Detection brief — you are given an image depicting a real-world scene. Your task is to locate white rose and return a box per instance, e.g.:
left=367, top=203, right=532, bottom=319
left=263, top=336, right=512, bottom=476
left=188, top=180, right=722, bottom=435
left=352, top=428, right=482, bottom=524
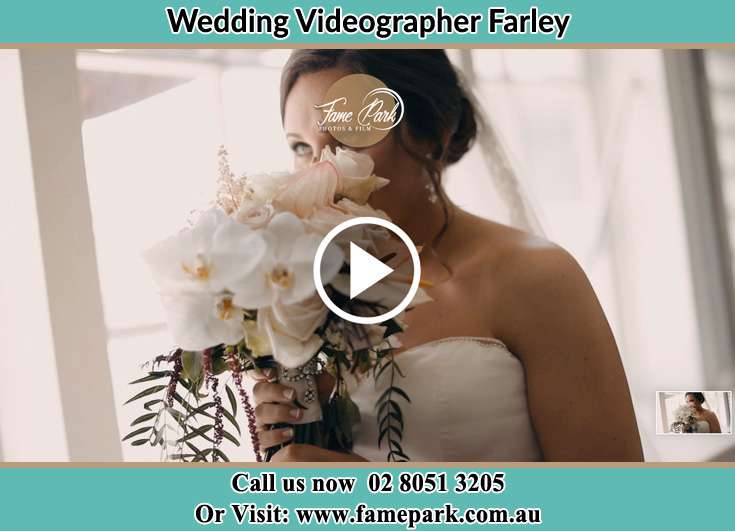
left=235, top=203, right=274, bottom=229
left=258, top=296, right=328, bottom=368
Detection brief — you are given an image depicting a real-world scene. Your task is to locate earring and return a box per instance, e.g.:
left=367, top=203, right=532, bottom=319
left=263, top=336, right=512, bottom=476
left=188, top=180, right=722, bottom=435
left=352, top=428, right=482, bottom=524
left=425, top=179, right=439, bottom=204
left=423, top=153, right=439, bottom=204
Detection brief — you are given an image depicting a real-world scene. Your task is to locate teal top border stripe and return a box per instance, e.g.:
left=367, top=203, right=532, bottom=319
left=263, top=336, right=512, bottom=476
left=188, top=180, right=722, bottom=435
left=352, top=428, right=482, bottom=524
left=1, top=1, right=734, bottom=44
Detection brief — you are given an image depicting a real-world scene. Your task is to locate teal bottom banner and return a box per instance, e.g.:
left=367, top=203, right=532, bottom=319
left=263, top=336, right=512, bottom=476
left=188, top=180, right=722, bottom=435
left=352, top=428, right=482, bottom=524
left=0, top=466, right=730, bottom=529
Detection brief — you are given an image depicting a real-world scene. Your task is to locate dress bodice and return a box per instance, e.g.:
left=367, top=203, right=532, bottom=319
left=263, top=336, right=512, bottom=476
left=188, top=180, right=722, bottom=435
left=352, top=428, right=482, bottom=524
left=694, top=419, right=711, bottom=433
left=349, top=337, right=542, bottom=461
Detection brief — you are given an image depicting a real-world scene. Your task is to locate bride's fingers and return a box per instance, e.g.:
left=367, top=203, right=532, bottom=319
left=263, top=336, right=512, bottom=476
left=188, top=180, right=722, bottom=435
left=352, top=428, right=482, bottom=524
left=253, top=381, right=296, bottom=405
left=254, top=402, right=303, bottom=425
left=257, top=427, right=294, bottom=449
left=247, top=367, right=276, bottom=382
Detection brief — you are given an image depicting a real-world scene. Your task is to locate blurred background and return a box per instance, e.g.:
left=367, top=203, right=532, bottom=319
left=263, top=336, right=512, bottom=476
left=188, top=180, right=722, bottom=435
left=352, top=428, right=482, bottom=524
left=1, top=48, right=734, bottom=462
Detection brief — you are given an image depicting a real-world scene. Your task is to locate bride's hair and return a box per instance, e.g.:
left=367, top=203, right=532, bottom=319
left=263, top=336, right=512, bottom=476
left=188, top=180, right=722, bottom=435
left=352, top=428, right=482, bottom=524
left=686, top=392, right=706, bottom=405
left=280, top=50, right=479, bottom=240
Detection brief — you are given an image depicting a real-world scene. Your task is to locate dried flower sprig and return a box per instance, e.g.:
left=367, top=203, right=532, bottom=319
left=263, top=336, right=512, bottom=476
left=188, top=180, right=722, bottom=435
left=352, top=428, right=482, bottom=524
left=203, top=349, right=225, bottom=461
left=215, top=145, right=248, bottom=215
left=165, top=350, right=183, bottom=408
left=228, top=352, right=262, bottom=462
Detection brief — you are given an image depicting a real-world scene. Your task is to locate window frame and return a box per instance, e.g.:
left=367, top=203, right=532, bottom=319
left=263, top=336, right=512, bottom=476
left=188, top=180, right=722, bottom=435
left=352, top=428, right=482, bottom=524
left=664, top=49, right=735, bottom=385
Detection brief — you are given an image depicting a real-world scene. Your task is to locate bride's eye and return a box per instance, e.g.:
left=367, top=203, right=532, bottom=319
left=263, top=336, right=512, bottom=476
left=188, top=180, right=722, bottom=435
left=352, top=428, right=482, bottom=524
left=290, top=142, right=313, bottom=158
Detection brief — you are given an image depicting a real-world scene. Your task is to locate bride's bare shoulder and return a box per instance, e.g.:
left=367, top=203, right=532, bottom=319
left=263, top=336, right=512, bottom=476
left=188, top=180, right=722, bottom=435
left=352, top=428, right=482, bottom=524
left=452, top=211, right=590, bottom=306
left=453, top=211, right=573, bottom=271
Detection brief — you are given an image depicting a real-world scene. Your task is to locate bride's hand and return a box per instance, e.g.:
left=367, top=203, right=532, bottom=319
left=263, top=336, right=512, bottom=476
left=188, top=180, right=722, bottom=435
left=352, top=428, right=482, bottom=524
left=251, top=368, right=336, bottom=449
left=271, top=444, right=367, bottom=462
left=250, top=370, right=366, bottom=461
left=251, top=368, right=301, bottom=449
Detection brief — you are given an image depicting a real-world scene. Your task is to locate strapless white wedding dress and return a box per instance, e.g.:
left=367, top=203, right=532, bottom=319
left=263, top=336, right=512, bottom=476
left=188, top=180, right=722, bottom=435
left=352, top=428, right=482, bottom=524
left=349, top=337, right=542, bottom=461
left=694, top=420, right=711, bottom=433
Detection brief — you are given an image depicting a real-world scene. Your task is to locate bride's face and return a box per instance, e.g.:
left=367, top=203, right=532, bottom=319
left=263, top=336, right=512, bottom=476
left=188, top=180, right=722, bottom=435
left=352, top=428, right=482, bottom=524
left=282, top=68, right=430, bottom=215
left=686, top=395, right=701, bottom=408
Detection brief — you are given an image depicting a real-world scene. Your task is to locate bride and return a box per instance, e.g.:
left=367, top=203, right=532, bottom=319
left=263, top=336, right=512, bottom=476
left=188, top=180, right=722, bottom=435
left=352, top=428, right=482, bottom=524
left=685, top=392, right=722, bottom=433
left=251, top=50, right=643, bottom=461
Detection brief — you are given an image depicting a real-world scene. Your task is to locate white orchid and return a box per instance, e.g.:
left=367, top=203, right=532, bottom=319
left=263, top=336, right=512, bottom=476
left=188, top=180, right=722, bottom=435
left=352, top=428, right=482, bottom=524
left=232, top=212, right=343, bottom=309
left=142, top=208, right=266, bottom=295
left=158, top=291, right=246, bottom=351
left=320, top=147, right=389, bottom=204
left=142, top=208, right=268, bottom=350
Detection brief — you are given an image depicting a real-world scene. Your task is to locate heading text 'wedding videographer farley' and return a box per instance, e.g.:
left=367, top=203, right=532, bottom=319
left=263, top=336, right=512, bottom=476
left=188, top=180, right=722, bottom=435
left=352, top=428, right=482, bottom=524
left=165, top=6, right=573, bottom=41
left=193, top=470, right=543, bottom=527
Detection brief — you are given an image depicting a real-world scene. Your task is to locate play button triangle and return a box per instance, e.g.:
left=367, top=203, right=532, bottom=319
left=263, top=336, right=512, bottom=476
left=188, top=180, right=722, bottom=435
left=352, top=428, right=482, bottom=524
left=349, top=242, right=394, bottom=300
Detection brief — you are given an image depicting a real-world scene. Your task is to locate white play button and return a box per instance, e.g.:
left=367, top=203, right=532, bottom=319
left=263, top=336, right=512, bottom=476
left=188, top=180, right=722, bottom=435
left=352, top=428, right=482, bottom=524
left=313, top=216, right=421, bottom=325
left=349, top=242, right=394, bottom=299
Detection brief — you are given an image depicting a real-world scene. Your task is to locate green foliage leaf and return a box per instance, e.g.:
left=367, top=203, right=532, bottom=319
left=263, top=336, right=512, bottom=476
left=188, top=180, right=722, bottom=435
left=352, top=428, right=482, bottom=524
left=221, top=429, right=241, bottom=447
left=226, top=385, right=237, bottom=417
left=390, top=400, right=403, bottom=420
left=173, top=393, right=215, bottom=420
left=374, top=359, right=392, bottom=382
left=212, top=354, right=228, bottom=375
left=212, top=448, right=230, bottom=462
left=130, top=413, right=158, bottom=426
left=131, top=439, right=150, bottom=447
left=374, top=351, right=410, bottom=461
left=391, top=386, right=411, bottom=403
left=143, top=399, right=164, bottom=411
left=177, top=424, right=214, bottom=444
left=379, top=411, right=404, bottom=431
left=185, top=401, right=216, bottom=422
left=182, top=351, right=203, bottom=383
left=193, top=448, right=214, bottom=462
left=122, top=426, right=152, bottom=442
left=124, top=385, right=166, bottom=405
left=221, top=407, right=241, bottom=435
left=129, top=371, right=172, bottom=385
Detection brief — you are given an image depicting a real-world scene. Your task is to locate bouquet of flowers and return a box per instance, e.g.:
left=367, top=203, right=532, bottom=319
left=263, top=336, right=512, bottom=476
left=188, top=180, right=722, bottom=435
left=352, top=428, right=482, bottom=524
left=123, top=146, right=427, bottom=462
left=670, top=404, right=697, bottom=433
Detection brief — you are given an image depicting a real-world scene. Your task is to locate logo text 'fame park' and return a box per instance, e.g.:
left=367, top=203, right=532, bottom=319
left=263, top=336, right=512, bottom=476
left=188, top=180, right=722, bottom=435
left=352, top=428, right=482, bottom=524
left=315, top=74, right=405, bottom=148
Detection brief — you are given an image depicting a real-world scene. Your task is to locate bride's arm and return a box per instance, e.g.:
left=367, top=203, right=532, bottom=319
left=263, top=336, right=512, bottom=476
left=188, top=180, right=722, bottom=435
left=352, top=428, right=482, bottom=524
left=494, top=243, right=644, bottom=461
left=708, top=412, right=722, bottom=433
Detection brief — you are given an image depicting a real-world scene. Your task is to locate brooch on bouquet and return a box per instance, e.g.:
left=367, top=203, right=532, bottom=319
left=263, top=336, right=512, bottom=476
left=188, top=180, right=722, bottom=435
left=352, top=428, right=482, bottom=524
left=123, top=146, right=429, bottom=462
